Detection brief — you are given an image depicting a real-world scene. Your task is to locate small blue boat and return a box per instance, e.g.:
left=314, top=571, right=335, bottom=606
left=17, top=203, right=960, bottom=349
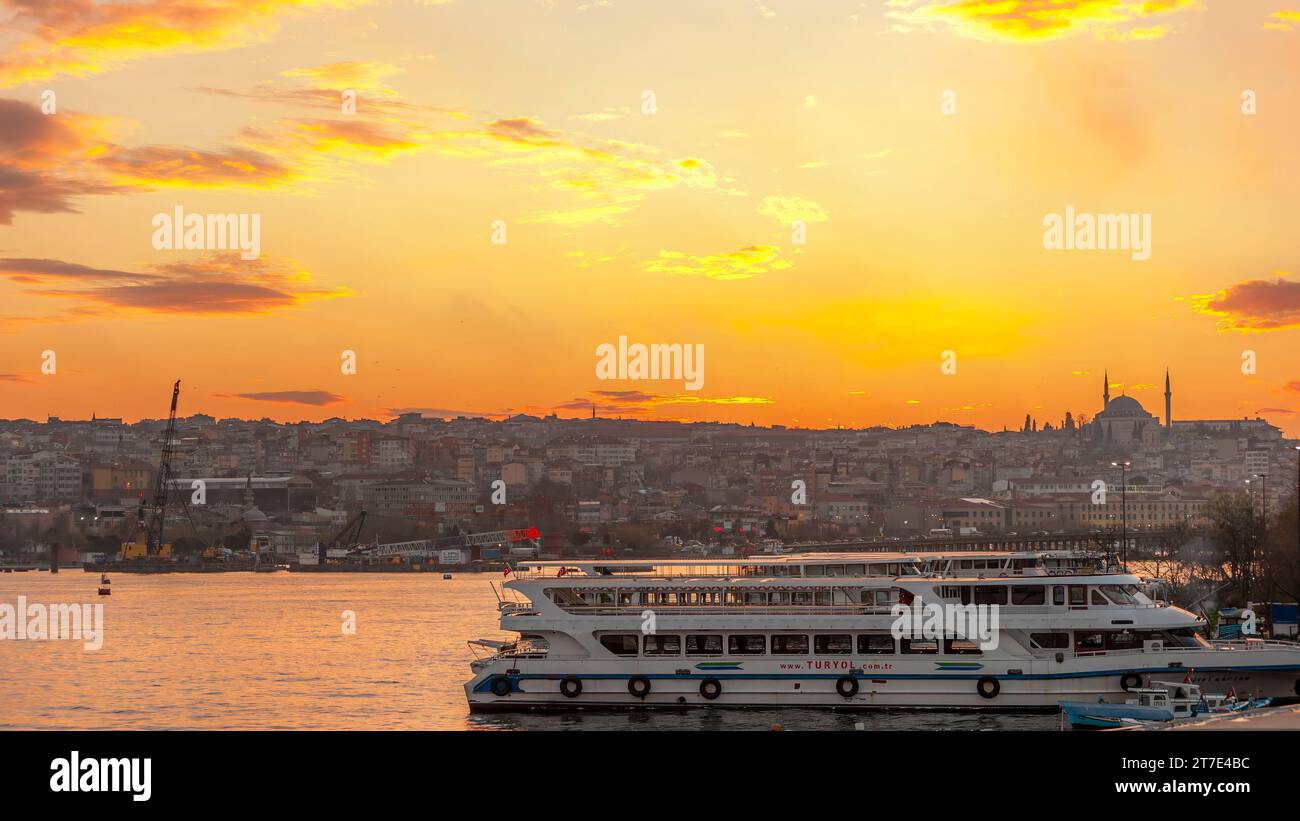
left=1061, top=700, right=1177, bottom=729
left=1061, top=681, right=1203, bottom=730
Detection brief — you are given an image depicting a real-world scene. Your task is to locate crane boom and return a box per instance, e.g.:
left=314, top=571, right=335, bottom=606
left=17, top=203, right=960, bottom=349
left=145, top=380, right=180, bottom=556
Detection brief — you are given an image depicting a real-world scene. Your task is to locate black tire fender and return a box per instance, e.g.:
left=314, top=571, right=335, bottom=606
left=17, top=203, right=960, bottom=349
left=699, top=677, right=722, bottom=700
left=489, top=675, right=512, bottom=697
left=1120, top=673, right=1144, bottom=691
left=977, top=676, right=1000, bottom=699
left=559, top=676, right=582, bottom=698
left=835, top=675, right=860, bottom=698
left=628, top=676, right=652, bottom=699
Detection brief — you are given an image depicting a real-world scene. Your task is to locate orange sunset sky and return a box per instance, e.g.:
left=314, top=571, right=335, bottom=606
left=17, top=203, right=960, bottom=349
left=1, top=1, right=1298, bottom=434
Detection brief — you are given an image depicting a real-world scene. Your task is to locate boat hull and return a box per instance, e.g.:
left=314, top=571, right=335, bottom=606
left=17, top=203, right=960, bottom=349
left=465, top=651, right=1300, bottom=712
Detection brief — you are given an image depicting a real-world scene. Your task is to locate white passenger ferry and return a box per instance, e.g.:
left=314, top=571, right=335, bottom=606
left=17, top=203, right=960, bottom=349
left=464, top=552, right=1300, bottom=711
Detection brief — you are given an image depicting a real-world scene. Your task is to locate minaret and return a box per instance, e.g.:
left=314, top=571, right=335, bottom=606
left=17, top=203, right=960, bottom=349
left=1102, top=370, right=1110, bottom=408
left=1164, top=368, right=1172, bottom=430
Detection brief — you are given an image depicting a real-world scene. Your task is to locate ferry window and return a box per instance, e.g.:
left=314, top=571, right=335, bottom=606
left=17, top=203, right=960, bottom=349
left=805, top=565, right=826, bottom=577
left=846, top=564, right=866, bottom=576
left=1090, top=589, right=1108, bottom=606
left=1164, top=628, right=1209, bottom=649
left=728, top=634, right=767, bottom=655
left=1106, top=630, right=1138, bottom=651
left=792, top=591, right=813, bottom=606
left=1068, top=586, right=1087, bottom=607
left=1029, top=632, right=1069, bottom=650
left=771, top=634, right=809, bottom=654
left=744, top=591, right=767, bottom=606
left=814, top=590, right=832, bottom=607
left=1074, top=632, right=1105, bottom=653
left=770, top=591, right=790, bottom=606
left=973, top=586, right=1007, bottom=606
left=1100, top=585, right=1136, bottom=605
left=901, top=639, right=939, bottom=654
left=858, top=634, right=895, bottom=654
left=814, top=634, right=852, bottom=654
left=685, top=634, right=723, bottom=655
left=944, top=639, right=981, bottom=655
left=643, top=634, right=681, bottom=655
left=1011, top=585, right=1045, bottom=606
left=823, top=565, right=846, bottom=577
left=599, top=634, right=640, bottom=656
left=874, top=589, right=898, bottom=607
left=1052, top=586, right=1065, bottom=606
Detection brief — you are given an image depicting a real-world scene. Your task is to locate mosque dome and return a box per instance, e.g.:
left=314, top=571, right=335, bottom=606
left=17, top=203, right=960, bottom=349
left=1099, top=395, right=1148, bottom=418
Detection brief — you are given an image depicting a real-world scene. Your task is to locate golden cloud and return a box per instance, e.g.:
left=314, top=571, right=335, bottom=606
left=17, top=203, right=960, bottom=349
left=0, top=0, right=367, bottom=88
left=886, top=0, right=1198, bottom=42
left=1266, top=9, right=1300, bottom=31
left=758, top=194, right=829, bottom=227
left=281, top=61, right=403, bottom=92
left=640, top=245, right=793, bottom=281
left=557, top=391, right=774, bottom=416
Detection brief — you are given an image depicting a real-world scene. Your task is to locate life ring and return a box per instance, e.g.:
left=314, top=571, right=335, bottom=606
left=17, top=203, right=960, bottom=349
left=489, top=675, right=512, bottom=697
left=976, top=677, right=1000, bottom=699
left=699, top=677, right=722, bottom=700
left=835, top=675, right=860, bottom=698
left=628, top=676, right=652, bottom=699
left=560, top=676, right=583, bottom=698
left=1120, top=673, right=1143, bottom=691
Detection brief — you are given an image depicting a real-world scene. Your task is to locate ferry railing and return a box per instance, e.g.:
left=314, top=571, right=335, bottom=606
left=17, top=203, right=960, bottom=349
left=498, top=601, right=539, bottom=615
left=544, top=601, right=1169, bottom=617
left=551, top=603, right=906, bottom=616
left=1072, top=640, right=1300, bottom=659
left=1209, top=639, right=1300, bottom=651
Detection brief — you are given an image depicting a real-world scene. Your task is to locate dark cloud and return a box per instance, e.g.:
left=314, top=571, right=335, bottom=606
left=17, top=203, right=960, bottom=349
left=220, top=390, right=345, bottom=406
left=384, top=407, right=511, bottom=419
left=3, top=253, right=344, bottom=317
left=1190, top=277, right=1300, bottom=331
left=486, top=117, right=561, bottom=146
left=0, top=257, right=152, bottom=282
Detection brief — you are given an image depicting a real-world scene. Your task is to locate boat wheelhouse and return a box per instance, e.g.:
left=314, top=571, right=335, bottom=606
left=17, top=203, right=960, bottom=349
left=464, top=551, right=1300, bottom=711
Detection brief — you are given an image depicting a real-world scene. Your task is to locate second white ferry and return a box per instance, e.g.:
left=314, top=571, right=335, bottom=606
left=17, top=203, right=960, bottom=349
left=465, top=551, right=1300, bottom=711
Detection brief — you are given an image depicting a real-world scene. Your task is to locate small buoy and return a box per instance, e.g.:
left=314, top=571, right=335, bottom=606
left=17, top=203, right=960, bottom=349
left=97, top=587, right=111, bottom=596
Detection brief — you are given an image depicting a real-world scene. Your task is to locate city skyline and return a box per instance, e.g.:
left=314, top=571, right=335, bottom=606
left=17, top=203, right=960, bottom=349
left=2, top=1, right=1299, bottom=434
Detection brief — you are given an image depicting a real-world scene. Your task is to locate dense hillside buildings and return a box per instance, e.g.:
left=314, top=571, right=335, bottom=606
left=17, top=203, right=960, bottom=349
left=1, top=388, right=1295, bottom=560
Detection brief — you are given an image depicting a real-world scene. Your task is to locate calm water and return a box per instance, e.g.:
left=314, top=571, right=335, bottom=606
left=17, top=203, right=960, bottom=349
left=0, top=572, right=1056, bottom=731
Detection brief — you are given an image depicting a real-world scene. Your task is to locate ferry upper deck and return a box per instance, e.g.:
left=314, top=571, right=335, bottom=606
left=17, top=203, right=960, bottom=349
left=511, top=549, right=1118, bottom=581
